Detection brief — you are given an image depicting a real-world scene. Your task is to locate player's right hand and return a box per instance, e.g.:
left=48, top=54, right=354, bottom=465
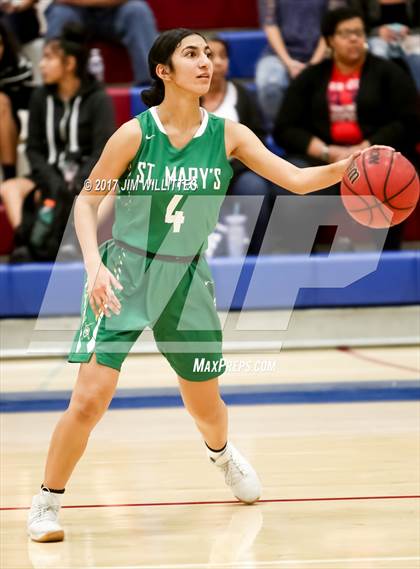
left=87, top=263, right=123, bottom=318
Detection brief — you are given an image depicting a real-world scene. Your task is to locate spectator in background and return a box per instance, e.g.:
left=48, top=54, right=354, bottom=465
left=45, top=0, right=157, bottom=85
left=0, top=24, right=115, bottom=261
left=0, top=0, right=40, bottom=47
left=0, top=20, right=32, bottom=181
left=273, top=7, right=418, bottom=249
left=201, top=36, right=273, bottom=255
left=256, top=0, right=328, bottom=126
left=350, top=0, right=420, bottom=89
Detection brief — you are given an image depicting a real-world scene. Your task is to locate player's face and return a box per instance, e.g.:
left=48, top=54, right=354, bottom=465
left=329, top=17, right=366, bottom=65
left=208, top=40, right=229, bottom=83
left=168, top=35, right=213, bottom=95
left=39, top=43, right=71, bottom=84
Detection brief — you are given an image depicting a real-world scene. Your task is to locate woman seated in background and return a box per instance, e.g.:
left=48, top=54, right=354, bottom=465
left=273, top=7, right=418, bottom=250
left=201, top=35, right=273, bottom=256
left=0, top=20, right=32, bottom=181
left=0, top=24, right=115, bottom=262
left=350, top=0, right=420, bottom=89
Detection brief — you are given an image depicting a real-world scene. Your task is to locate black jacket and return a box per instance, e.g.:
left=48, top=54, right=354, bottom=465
left=349, top=0, right=420, bottom=31
left=0, top=53, right=32, bottom=115
left=234, top=80, right=266, bottom=140
left=273, top=53, right=419, bottom=158
left=230, top=80, right=266, bottom=180
left=26, top=77, right=115, bottom=201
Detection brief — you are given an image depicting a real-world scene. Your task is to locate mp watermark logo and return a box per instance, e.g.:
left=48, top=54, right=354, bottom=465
left=30, top=195, right=388, bottom=356
left=193, top=357, right=277, bottom=374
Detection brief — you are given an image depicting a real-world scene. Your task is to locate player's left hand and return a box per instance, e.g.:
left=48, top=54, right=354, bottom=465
left=341, top=145, right=396, bottom=177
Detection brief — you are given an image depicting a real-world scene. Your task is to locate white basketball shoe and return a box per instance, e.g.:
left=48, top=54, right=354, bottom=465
left=208, top=442, right=261, bottom=504
left=27, top=489, right=64, bottom=542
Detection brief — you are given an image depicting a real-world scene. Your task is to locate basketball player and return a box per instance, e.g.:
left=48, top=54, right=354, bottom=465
left=27, top=28, right=371, bottom=542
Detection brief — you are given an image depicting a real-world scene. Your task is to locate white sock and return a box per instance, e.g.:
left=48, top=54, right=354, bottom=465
left=206, top=441, right=228, bottom=461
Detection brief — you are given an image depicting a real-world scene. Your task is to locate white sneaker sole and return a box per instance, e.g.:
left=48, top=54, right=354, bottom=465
left=235, top=494, right=261, bottom=505
left=28, top=530, right=64, bottom=543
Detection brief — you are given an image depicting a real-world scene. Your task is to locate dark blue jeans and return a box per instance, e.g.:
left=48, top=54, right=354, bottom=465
left=45, top=0, right=157, bottom=84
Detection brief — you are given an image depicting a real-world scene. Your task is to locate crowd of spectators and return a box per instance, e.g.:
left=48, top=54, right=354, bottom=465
left=0, top=23, right=115, bottom=261
left=273, top=6, right=419, bottom=251
left=0, top=0, right=419, bottom=261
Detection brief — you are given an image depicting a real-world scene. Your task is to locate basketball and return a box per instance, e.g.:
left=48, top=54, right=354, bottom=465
left=340, top=147, right=419, bottom=228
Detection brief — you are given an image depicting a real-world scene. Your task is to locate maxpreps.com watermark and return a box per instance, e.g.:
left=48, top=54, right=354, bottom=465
left=193, top=357, right=277, bottom=374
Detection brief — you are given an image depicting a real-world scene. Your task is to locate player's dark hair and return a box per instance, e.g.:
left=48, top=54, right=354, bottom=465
left=321, top=8, right=365, bottom=40
left=47, top=23, right=90, bottom=80
left=142, top=28, right=207, bottom=107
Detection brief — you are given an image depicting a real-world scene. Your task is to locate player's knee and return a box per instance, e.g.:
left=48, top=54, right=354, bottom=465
left=187, top=397, right=225, bottom=425
left=69, top=393, right=108, bottom=425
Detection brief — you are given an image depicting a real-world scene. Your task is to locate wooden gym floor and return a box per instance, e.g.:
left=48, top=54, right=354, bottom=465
left=1, top=346, right=419, bottom=569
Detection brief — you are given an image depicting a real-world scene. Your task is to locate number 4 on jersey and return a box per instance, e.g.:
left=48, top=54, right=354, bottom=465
left=165, top=195, right=185, bottom=233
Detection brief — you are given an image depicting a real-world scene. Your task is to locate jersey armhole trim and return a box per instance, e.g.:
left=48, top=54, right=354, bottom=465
left=128, top=114, right=145, bottom=170
left=222, top=118, right=235, bottom=176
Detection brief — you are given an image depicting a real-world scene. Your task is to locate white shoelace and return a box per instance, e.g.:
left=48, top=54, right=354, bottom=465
left=32, top=503, right=59, bottom=522
left=220, top=452, right=247, bottom=486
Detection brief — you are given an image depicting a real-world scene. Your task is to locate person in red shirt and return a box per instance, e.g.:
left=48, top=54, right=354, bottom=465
left=306, top=9, right=372, bottom=164
left=273, top=7, right=418, bottom=249
left=275, top=7, right=417, bottom=167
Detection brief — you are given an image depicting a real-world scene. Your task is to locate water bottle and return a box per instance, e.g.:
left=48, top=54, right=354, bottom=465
left=89, top=48, right=105, bottom=83
left=205, top=223, right=227, bottom=259
left=30, top=199, right=56, bottom=248
left=225, top=203, right=248, bottom=257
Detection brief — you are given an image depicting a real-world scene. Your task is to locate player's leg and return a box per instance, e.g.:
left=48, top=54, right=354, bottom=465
left=27, top=355, right=119, bottom=542
left=177, top=375, right=227, bottom=450
left=155, top=256, right=261, bottom=503
left=177, top=374, right=261, bottom=504
left=44, top=355, right=119, bottom=490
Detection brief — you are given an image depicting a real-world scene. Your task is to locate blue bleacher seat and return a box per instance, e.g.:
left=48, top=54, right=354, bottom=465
left=1, top=252, right=419, bottom=317
left=218, top=31, right=267, bottom=78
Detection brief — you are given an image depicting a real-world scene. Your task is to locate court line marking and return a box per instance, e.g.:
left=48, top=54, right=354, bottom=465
left=2, top=380, right=419, bottom=414
left=338, top=346, right=420, bottom=374
left=70, top=557, right=420, bottom=569
left=2, top=494, right=419, bottom=511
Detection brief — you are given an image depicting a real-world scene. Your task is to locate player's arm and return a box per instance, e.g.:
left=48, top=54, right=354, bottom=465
left=75, top=118, right=140, bottom=271
left=226, top=121, right=352, bottom=195
left=75, top=119, right=141, bottom=316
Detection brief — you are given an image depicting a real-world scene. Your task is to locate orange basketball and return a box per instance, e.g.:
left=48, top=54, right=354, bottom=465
left=340, top=147, right=419, bottom=228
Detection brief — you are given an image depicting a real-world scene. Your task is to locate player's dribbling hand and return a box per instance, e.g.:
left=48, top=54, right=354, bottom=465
left=87, top=263, right=123, bottom=318
left=341, top=144, right=395, bottom=175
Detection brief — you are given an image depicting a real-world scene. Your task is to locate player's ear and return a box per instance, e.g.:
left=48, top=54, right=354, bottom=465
left=156, top=63, right=171, bottom=82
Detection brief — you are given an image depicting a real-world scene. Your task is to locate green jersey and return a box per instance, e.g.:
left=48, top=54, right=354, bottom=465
left=112, top=107, right=233, bottom=256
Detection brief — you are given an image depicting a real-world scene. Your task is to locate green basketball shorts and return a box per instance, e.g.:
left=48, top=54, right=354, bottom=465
left=68, top=240, right=225, bottom=381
